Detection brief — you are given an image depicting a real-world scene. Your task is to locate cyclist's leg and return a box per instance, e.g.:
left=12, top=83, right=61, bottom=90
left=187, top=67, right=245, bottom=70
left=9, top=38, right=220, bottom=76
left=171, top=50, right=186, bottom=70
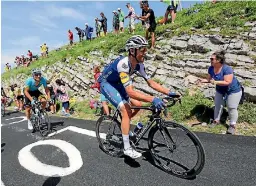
left=101, top=82, right=141, bottom=158
left=24, top=92, right=33, bottom=130
left=38, top=91, right=46, bottom=109
left=129, top=98, right=142, bottom=118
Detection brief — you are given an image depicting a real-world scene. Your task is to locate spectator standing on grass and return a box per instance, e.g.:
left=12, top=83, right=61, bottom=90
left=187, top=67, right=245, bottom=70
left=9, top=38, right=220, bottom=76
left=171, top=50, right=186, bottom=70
left=199, top=51, right=243, bottom=135
left=85, top=23, right=94, bottom=41
left=117, top=8, right=124, bottom=33
left=41, top=43, right=47, bottom=57
left=47, top=80, right=56, bottom=114
left=75, top=27, right=84, bottom=42
left=5, top=63, right=11, bottom=72
left=125, top=3, right=136, bottom=34
left=160, top=0, right=179, bottom=24
left=139, top=1, right=148, bottom=29
left=13, top=85, right=24, bottom=111
left=90, top=66, right=110, bottom=116
left=55, top=79, right=70, bottom=117
left=14, top=57, right=20, bottom=68
left=98, top=12, right=107, bottom=36
left=20, top=55, right=26, bottom=66
left=40, top=45, right=43, bottom=57
left=137, top=3, right=157, bottom=49
left=112, top=11, right=119, bottom=35
left=68, top=29, right=73, bottom=45
left=95, top=18, right=101, bottom=37
left=27, top=50, right=33, bottom=62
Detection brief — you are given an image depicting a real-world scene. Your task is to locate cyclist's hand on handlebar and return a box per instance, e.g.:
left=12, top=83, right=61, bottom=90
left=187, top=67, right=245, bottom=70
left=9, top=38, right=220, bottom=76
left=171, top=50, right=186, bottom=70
left=152, top=97, right=165, bottom=110
left=31, top=100, right=36, bottom=105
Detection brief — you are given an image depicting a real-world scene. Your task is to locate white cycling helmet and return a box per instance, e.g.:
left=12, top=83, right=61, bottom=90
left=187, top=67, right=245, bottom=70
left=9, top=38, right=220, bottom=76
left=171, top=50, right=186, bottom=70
left=85, top=23, right=88, bottom=26
left=32, top=68, right=42, bottom=75
left=125, top=35, right=148, bottom=51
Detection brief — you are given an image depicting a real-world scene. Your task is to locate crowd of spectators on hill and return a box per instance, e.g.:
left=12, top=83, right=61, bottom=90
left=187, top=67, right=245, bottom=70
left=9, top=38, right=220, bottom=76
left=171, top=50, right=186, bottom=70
left=5, top=1, right=182, bottom=72
left=69, top=0, right=181, bottom=48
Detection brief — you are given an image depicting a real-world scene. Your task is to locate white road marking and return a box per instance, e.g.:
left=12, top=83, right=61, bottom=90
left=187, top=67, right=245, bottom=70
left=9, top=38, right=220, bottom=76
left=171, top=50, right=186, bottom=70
left=47, top=126, right=106, bottom=139
left=18, top=139, right=83, bottom=177
left=2, top=116, right=27, bottom=126
left=1, top=180, right=5, bottom=186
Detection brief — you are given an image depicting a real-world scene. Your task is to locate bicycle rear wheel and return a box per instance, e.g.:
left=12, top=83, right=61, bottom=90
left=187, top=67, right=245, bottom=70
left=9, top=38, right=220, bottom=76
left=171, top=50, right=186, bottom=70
left=148, top=121, right=205, bottom=179
left=95, top=115, right=123, bottom=157
left=1, top=103, right=5, bottom=117
left=37, top=111, right=51, bottom=137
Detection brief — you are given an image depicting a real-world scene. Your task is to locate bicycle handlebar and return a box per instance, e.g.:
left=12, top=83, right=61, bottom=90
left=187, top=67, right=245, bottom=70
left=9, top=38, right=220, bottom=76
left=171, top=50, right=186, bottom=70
left=131, top=96, right=181, bottom=117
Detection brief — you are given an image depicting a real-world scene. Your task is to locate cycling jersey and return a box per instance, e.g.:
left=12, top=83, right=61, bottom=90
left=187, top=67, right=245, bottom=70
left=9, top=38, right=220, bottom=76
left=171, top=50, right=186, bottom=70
left=25, top=77, right=47, bottom=91
left=98, top=56, right=150, bottom=87
left=98, top=56, right=150, bottom=109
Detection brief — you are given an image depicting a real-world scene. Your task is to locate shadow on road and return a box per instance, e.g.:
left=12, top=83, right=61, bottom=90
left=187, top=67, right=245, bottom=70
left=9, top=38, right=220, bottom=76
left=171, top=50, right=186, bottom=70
left=124, top=156, right=141, bottom=168
left=4, top=110, right=19, bottom=116
left=42, top=177, right=61, bottom=186
left=1, top=142, right=6, bottom=153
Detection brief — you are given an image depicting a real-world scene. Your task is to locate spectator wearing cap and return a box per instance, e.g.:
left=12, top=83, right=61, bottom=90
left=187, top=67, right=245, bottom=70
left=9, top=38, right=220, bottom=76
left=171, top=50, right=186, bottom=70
left=75, top=27, right=84, bottom=42
left=137, top=2, right=157, bottom=49
left=160, top=0, right=179, bottom=24
left=112, top=10, right=119, bottom=35
left=117, top=8, right=124, bottom=33
left=68, top=29, right=73, bottom=45
left=85, top=23, right=94, bottom=41
left=95, top=18, right=101, bottom=37
left=98, top=12, right=107, bottom=36
left=125, top=3, right=136, bottom=34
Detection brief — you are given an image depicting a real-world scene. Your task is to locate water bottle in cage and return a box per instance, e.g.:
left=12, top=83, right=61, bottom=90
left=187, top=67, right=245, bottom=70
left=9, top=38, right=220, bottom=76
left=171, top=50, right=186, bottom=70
left=133, top=122, right=144, bottom=135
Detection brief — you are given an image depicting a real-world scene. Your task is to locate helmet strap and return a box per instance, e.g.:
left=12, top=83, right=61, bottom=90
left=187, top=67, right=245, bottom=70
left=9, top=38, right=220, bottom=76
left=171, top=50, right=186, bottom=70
left=129, top=48, right=141, bottom=63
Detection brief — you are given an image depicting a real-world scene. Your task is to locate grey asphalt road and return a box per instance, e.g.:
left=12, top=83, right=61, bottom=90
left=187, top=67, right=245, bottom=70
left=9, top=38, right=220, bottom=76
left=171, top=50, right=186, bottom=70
left=1, top=111, right=256, bottom=186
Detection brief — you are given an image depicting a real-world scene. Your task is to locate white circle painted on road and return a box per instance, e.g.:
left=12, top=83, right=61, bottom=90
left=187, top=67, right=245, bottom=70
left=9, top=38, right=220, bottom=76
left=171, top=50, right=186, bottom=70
left=18, top=139, right=83, bottom=177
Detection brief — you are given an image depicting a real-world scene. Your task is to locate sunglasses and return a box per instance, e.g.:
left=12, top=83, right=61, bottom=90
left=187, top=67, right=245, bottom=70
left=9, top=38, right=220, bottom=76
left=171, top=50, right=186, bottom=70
left=210, top=58, right=215, bottom=61
left=34, top=73, right=41, bottom=76
left=138, top=47, right=147, bottom=53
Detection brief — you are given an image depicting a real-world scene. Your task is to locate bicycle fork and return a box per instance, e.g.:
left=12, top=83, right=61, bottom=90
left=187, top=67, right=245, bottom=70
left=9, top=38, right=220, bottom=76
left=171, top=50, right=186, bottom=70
left=158, top=122, right=176, bottom=152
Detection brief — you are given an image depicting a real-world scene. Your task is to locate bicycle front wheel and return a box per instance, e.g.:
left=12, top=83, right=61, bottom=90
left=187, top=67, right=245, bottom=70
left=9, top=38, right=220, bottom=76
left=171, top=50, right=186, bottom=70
left=95, top=115, right=123, bottom=157
left=38, top=111, right=51, bottom=137
left=148, top=121, right=205, bottom=179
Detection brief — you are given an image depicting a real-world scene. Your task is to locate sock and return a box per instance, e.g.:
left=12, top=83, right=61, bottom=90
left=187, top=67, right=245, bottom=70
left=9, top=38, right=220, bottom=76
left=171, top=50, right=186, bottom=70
left=122, top=134, right=130, bottom=150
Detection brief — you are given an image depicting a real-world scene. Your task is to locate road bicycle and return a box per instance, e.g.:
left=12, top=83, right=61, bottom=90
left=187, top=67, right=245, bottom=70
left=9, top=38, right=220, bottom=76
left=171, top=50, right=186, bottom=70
left=30, top=97, right=51, bottom=137
left=1, top=98, right=6, bottom=117
left=95, top=96, right=205, bottom=179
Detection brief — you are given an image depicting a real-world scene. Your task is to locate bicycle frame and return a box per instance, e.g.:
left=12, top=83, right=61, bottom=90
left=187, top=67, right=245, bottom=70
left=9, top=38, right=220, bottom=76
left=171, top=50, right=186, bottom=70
left=110, top=97, right=178, bottom=146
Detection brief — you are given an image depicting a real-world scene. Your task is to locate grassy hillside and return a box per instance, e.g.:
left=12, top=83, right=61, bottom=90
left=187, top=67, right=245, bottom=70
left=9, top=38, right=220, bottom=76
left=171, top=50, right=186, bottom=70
left=2, top=1, right=256, bottom=80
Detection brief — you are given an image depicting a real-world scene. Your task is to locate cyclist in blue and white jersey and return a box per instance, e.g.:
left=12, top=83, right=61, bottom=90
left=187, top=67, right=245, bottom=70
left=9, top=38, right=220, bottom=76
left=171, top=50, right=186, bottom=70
left=98, top=35, right=180, bottom=159
left=24, top=68, right=50, bottom=130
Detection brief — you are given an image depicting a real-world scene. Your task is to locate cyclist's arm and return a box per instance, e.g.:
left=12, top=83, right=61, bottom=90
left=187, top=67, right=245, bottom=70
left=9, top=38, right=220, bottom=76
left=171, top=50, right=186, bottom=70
left=146, top=79, right=169, bottom=95
left=120, top=72, right=154, bottom=102
left=138, top=63, right=171, bottom=95
left=24, top=87, right=33, bottom=102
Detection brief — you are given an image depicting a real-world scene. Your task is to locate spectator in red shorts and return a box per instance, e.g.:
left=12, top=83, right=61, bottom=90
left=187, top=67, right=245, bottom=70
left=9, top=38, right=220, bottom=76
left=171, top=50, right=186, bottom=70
left=68, top=30, right=73, bottom=45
